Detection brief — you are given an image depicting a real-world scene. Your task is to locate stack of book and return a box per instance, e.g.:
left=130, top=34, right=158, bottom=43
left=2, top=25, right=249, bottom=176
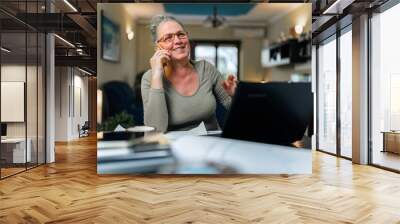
left=97, top=133, right=175, bottom=174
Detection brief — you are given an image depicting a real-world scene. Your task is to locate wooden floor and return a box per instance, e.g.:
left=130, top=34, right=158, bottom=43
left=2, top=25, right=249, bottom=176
left=1, top=136, right=400, bottom=223
left=1, top=163, right=44, bottom=178
left=373, top=150, right=400, bottom=171
left=1, top=167, right=26, bottom=178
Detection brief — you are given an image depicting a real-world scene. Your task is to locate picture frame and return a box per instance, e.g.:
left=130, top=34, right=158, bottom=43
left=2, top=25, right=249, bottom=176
left=101, top=10, right=120, bottom=62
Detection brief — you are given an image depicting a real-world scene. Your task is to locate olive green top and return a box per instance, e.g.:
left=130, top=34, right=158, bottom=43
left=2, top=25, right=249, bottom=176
left=141, top=60, right=231, bottom=132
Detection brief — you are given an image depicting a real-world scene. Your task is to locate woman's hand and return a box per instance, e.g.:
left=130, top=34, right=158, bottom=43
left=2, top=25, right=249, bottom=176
left=222, top=74, right=237, bottom=97
left=149, top=49, right=170, bottom=89
left=149, top=49, right=171, bottom=76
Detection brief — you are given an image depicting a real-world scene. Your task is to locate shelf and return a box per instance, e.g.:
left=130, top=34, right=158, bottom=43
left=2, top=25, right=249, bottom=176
left=262, top=58, right=291, bottom=68
left=261, top=37, right=311, bottom=68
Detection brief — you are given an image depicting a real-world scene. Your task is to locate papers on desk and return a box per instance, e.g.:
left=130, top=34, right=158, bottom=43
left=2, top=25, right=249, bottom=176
left=127, top=126, right=155, bottom=132
left=164, top=122, right=208, bottom=140
left=170, top=135, right=312, bottom=174
left=114, top=124, right=126, bottom=132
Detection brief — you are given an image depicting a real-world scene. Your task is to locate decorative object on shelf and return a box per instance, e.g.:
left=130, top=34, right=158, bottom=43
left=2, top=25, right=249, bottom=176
left=261, top=36, right=311, bottom=68
left=278, top=32, right=287, bottom=42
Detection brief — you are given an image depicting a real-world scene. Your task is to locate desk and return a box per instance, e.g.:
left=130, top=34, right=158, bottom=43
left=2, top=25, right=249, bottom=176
left=1, top=138, right=32, bottom=163
left=382, top=131, right=400, bottom=154
left=97, top=134, right=311, bottom=174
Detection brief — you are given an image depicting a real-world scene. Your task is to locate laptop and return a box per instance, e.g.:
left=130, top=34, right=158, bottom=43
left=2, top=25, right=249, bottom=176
left=221, top=82, right=313, bottom=146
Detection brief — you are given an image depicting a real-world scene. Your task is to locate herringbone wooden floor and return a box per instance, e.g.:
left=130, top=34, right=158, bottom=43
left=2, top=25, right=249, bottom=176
left=1, top=135, right=400, bottom=223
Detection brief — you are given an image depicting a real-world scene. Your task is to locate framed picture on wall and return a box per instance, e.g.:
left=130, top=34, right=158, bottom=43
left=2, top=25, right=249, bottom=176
left=101, top=11, right=120, bottom=62
left=1, top=81, right=25, bottom=122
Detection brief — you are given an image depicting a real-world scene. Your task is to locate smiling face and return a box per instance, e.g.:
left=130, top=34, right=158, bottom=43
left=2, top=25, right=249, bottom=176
left=156, top=20, right=190, bottom=62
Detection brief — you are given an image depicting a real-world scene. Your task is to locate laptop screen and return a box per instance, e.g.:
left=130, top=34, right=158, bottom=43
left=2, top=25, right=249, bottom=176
left=222, top=82, right=313, bottom=146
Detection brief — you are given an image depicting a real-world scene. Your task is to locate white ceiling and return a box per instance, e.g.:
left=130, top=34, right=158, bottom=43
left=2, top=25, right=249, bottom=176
left=123, top=3, right=303, bottom=27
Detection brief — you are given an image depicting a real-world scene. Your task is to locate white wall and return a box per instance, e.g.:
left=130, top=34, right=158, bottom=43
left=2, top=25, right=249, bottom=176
left=72, top=73, right=89, bottom=138
left=55, top=67, right=89, bottom=141
left=55, top=66, right=68, bottom=141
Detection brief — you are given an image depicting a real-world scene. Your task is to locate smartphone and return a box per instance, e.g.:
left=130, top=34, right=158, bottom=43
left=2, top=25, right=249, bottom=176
left=156, top=45, right=172, bottom=78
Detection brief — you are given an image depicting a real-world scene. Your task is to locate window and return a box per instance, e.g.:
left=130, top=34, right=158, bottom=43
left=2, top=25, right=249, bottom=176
left=192, top=41, right=240, bottom=79
left=370, top=3, right=400, bottom=171
left=317, top=36, right=337, bottom=155
left=194, top=45, right=216, bottom=66
left=316, top=25, right=353, bottom=159
left=339, top=28, right=352, bottom=158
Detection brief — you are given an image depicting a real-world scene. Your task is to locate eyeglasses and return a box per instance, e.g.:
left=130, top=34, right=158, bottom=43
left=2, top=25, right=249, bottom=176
left=157, top=31, right=188, bottom=44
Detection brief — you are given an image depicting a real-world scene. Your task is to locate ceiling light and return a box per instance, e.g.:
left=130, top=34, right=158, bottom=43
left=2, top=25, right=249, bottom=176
left=54, top=34, right=75, bottom=48
left=63, top=0, right=78, bottom=12
left=204, top=6, right=226, bottom=29
left=1, top=47, right=11, bottom=53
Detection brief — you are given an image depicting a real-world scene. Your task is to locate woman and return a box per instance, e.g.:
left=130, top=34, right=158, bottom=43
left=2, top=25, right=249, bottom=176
left=141, top=15, right=237, bottom=132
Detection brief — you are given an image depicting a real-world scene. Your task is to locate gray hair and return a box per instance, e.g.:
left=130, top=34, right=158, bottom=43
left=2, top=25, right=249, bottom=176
left=149, top=15, right=185, bottom=43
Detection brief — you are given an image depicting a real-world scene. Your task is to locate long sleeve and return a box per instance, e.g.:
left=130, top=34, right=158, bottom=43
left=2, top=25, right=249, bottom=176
left=141, top=70, right=168, bottom=132
left=204, top=62, right=232, bottom=110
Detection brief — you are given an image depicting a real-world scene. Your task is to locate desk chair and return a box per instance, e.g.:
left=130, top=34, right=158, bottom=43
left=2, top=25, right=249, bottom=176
left=78, top=121, right=90, bottom=138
